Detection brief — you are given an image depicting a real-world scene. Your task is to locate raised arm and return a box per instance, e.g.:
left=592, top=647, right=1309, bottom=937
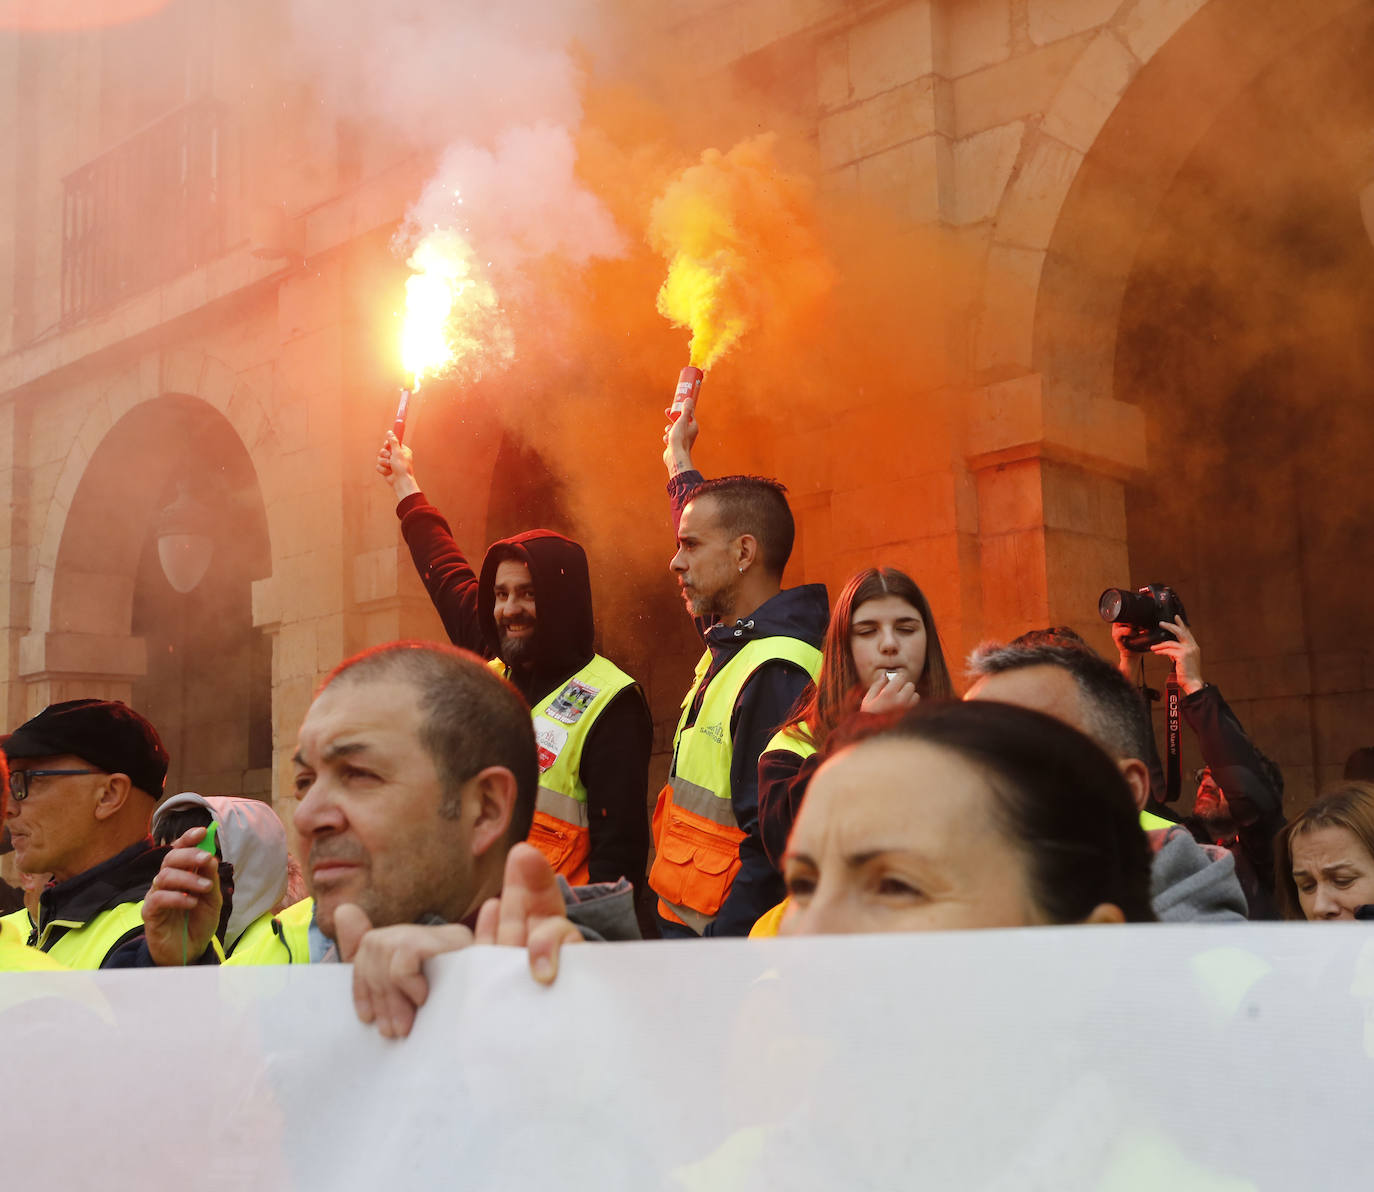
left=376, top=430, right=422, bottom=502
left=663, top=397, right=704, bottom=533
left=377, top=432, right=488, bottom=653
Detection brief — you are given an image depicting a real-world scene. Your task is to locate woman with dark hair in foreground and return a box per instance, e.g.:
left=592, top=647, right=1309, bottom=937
left=779, top=700, right=1157, bottom=935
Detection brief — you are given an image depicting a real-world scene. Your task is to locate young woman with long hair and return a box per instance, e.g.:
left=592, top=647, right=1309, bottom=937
left=757, top=566, right=953, bottom=873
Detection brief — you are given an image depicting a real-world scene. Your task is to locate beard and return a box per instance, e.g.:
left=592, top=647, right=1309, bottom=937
left=498, top=621, right=538, bottom=666
left=686, top=577, right=739, bottom=622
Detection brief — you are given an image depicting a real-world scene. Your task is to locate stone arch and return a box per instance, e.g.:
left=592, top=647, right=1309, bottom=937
left=1024, top=0, right=1369, bottom=403
left=30, top=348, right=282, bottom=640
left=20, top=349, right=282, bottom=794
left=963, top=0, right=1371, bottom=647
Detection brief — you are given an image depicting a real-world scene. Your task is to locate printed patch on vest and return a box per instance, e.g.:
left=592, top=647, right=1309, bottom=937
left=534, top=718, right=570, bottom=774
left=545, top=678, right=600, bottom=726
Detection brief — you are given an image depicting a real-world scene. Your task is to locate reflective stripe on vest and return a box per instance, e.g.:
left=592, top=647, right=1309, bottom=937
left=488, top=654, right=637, bottom=885
left=40, top=901, right=146, bottom=969
left=651, top=636, right=822, bottom=933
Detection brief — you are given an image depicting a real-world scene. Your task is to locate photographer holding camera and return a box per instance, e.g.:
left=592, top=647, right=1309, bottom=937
left=1105, top=589, right=1286, bottom=919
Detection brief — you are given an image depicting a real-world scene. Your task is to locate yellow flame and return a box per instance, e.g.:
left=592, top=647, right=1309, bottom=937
left=657, top=249, right=749, bottom=371
left=652, top=188, right=746, bottom=371
left=649, top=136, right=832, bottom=372
left=400, top=229, right=511, bottom=387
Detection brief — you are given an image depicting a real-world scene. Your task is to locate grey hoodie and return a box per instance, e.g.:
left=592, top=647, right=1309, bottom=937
left=1148, top=826, right=1248, bottom=922
left=152, top=793, right=289, bottom=951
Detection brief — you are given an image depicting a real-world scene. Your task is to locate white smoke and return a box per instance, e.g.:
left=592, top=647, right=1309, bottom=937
left=286, top=0, right=628, bottom=303
left=285, top=0, right=600, bottom=144
left=402, top=123, right=627, bottom=285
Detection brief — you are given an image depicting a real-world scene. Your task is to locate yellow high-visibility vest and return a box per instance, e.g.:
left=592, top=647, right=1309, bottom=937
left=489, top=654, right=637, bottom=884
left=38, top=901, right=145, bottom=969
left=650, top=637, right=821, bottom=935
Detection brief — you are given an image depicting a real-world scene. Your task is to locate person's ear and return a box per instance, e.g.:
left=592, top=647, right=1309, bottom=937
left=92, top=773, right=133, bottom=822
left=735, top=533, right=759, bottom=573
left=1118, top=759, right=1151, bottom=811
left=466, top=766, right=518, bottom=857
left=1083, top=902, right=1126, bottom=925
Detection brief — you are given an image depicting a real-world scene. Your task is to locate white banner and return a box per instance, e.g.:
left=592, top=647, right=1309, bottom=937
left=6, top=924, right=1372, bottom=1189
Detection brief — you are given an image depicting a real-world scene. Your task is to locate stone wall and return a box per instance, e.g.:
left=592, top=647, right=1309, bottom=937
left=1, top=0, right=1370, bottom=837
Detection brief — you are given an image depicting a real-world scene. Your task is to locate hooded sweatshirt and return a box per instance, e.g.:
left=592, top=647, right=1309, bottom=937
left=666, top=470, right=830, bottom=936
left=1147, top=826, right=1248, bottom=922
left=397, top=495, right=652, bottom=894
left=152, top=793, right=289, bottom=952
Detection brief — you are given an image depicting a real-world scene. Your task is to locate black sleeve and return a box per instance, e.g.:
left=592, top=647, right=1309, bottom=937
left=579, top=685, right=653, bottom=892
left=758, top=746, right=822, bottom=872
left=103, top=933, right=219, bottom=969
left=704, top=660, right=811, bottom=937
left=395, top=491, right=490, bottom=654
left=1183, top=684, right=1285, bottom=889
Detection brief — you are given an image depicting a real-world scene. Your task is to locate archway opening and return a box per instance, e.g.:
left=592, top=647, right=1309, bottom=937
left=1113, top=8, right=1374, bottom=807
left=51, top=393, right=273, bottom=797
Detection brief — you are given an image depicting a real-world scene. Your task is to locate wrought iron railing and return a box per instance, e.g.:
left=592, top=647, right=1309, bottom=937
left=61, top=98, right=226, bottom=324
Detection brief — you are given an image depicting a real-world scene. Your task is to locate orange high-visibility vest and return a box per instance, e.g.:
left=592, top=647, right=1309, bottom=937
left=489, top=655, right=638, bottom=885
left=650, top=637, right=821, bottom=934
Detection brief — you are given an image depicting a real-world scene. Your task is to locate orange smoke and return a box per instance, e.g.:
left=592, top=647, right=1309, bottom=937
left=400, top=228, right=513, bottom=388
left=648, top=135, right=833, bottom=370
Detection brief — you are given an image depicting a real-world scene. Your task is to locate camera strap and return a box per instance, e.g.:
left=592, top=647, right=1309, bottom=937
left=1164, top=675, right=1182, bottom=803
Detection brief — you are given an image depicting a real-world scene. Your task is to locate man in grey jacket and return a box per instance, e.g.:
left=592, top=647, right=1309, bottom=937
left=965, top=641, right=1247, bottom=923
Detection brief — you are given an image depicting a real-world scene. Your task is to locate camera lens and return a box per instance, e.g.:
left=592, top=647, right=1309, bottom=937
left=1098, top=589, right=1125, bottom=622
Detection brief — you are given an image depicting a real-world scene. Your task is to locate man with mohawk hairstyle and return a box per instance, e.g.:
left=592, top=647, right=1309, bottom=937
left=657, top=397, right=828, bottom=937
left=376, top=432, right=654, bottom=928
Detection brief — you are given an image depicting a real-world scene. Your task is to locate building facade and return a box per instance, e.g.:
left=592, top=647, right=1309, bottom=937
left=1, top=0, right=1371, bottom=871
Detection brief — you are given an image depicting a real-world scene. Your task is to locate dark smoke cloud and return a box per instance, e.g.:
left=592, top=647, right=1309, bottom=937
left=1113, top=6, right=1374, bottom=803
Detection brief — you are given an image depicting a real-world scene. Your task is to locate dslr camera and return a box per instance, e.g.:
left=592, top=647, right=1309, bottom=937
left=1098, top=584, right=1188, bottom=652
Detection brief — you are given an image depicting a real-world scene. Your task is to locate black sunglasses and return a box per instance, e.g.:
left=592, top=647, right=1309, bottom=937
left=8, top=768, right=102, bottom=802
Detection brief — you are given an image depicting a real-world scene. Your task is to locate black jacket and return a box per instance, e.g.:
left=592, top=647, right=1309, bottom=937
left=1179, top=683, right=1285, bottom=920
left=35, top=838, right=167, bottom=968
left=668, top=471, right=830, bottom=936
left=397, top=494, right=652, bottom=892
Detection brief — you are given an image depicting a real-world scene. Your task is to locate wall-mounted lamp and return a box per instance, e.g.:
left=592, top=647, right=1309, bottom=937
left=156, top=483, right=214, bottom=594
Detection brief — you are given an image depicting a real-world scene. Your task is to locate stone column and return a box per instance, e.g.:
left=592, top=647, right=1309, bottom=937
left=16, top=629, right=147, bottom=714
left=965, top=372, right=1144, bottom=651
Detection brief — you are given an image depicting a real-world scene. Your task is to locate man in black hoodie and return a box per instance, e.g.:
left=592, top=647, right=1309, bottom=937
left=377, top=433, right=652, bottom=912
left=657, top=398, right=828, bottom=937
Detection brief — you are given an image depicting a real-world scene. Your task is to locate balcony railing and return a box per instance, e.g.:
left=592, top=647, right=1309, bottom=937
left=61, top=98, right=226, bottom=325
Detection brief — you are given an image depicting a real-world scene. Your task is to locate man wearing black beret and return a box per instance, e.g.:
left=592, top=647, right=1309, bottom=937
left=3, top=698, right=169, bottom=967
